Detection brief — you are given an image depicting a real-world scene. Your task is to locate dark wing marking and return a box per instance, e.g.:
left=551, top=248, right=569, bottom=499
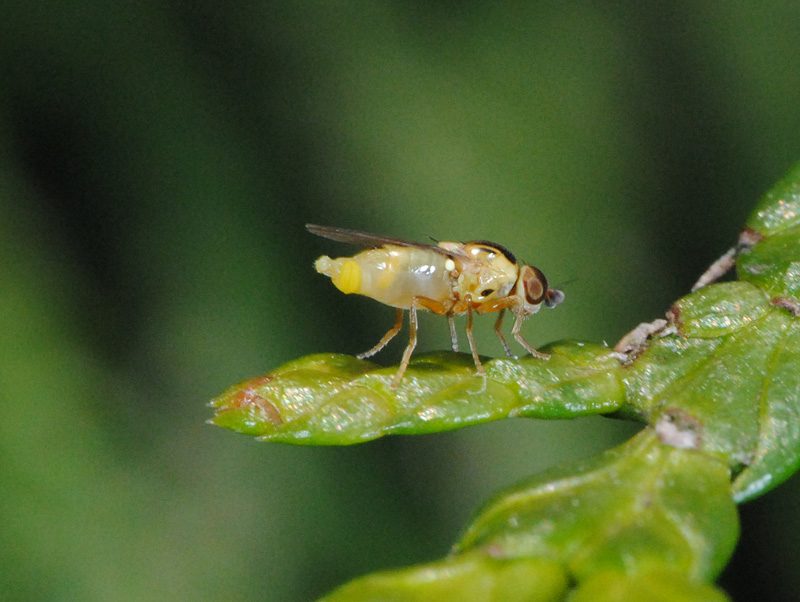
left=306, top=224, right=463, bottom=257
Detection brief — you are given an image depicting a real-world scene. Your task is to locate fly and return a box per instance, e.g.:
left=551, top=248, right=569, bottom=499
left=307, top=224, right=564, bottom=387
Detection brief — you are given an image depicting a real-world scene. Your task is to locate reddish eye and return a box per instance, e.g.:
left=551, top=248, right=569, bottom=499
left=523, top=266, right=547, bottom=304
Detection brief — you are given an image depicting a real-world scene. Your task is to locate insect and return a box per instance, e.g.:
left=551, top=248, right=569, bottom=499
left=307, top=224, right=564, bottom=387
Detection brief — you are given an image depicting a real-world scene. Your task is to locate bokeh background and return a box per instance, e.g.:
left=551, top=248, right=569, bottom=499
left=2, top=2, right=800, bottom=601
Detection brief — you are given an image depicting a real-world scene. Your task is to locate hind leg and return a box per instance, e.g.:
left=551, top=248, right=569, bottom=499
left=391, top=296, right=447, bottom=387
left=358, top=308, right=404, bottom=359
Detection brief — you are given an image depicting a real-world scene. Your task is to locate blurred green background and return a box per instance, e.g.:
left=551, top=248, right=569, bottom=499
left=2, top=2, right=800, bottom=601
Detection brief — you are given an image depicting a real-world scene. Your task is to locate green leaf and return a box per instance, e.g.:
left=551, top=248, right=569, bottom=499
left=737, top=226, right=800, bottom=301
left=318, top=551, right=568, bottom=602
left=489, top=341, right=624, bottom=419
left=731, top=318, right=800, bottom=501
left=668, top=281, right=770, bottom=339
left=209, top=343, right=625, bottom=445
left=209, top=160, right=800, bottom=599
left=317, top=430, right=737, bottom=601
left=738, top=159, right=800, bottom=302
left=625, top=306, right=791, bottom=470
left=745, top=160, right=800, bottom=236
left=566, top=570, right=731, bottom=602
left=456, top=430, right=737, bottom=582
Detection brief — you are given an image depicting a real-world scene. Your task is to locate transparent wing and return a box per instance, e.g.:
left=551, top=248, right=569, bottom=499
left=306, top=224, right=466, bottom=258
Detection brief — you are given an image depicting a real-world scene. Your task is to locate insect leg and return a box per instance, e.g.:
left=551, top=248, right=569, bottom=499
left=464, top=297, right=486, bottom=376
left=511, top=313, right=549, bottom=359
left=384, top=296, right=447, bottom=387
left=392, top=305, right=418, bottom=387
left=358, top=308, right=404, bottom=359
left=448, top=315, right=459, bottom=352
left=493, top=310, right=516, bottom=358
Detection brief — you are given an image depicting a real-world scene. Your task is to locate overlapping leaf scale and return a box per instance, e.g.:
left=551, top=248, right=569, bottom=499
left=620, top=274, right=800, bottom=500
left=209, top=343, right=625, bottom=445
left=318, top=551, right=569, bottom=602
left=207, top=160, right=800, bottom=601
left=317, top=431, right=736, bottom=601
left=624, top=289, right=789, bottom=465
left=320, top=560, right=731, bottom=602
left=209, top=273, right=800, bottom=502
left=566, top=569, right=731, bottom=602
left=744, top=160, right=800, bottom=237
left=737, top=160, right=800, bottom=302
left=455, top=430, right=737, bottom=582
left=731, top=318, right=800, bottom=501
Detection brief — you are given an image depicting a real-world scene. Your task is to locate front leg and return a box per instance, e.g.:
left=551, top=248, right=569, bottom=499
left=511, top=312, right=549, bottom=360
left=473, top=296, right=519, bottom=358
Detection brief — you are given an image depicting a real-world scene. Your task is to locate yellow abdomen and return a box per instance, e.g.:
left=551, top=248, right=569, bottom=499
left=315, top=246, right=453, bottom=309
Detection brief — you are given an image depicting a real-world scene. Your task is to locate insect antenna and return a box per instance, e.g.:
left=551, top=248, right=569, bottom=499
left=551, top=277, right=578, bottom=289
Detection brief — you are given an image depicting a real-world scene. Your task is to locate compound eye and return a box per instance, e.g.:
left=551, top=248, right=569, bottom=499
left=480, top=288, right=494, bottom=297
left=523, top=266, right=547, bottom=305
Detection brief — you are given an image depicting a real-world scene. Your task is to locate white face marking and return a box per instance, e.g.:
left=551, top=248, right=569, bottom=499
left=444, top=259, right=456, bottom=271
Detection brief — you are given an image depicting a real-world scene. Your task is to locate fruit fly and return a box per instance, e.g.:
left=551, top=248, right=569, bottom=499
left=307, top=224, right=564, bottom=387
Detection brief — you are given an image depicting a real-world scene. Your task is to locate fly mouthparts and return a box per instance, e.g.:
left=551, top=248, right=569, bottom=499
left=545, top=288, right=565, bottom=309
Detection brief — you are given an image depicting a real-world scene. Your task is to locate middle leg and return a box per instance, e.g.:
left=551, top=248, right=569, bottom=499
left=464, top=297, right=486, bottom=376
left=493, top=309, right=515, bottom=358
left=448, top=315, right=459, bottom=352
left=391, top=296, right=448, bottom=387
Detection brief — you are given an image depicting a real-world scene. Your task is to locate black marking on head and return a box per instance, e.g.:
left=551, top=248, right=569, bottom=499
left=469, top=240, right=517, bottom=264
left=480, top=288, right=494, bottom=297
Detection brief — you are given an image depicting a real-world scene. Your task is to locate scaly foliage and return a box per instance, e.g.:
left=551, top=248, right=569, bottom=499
left=210, top=161, right=800, bottom=601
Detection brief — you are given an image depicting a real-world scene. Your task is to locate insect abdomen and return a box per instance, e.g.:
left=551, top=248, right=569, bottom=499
left=315, top=247, right=452, bottom=309
left=315, top=256, right=362, bottom=294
